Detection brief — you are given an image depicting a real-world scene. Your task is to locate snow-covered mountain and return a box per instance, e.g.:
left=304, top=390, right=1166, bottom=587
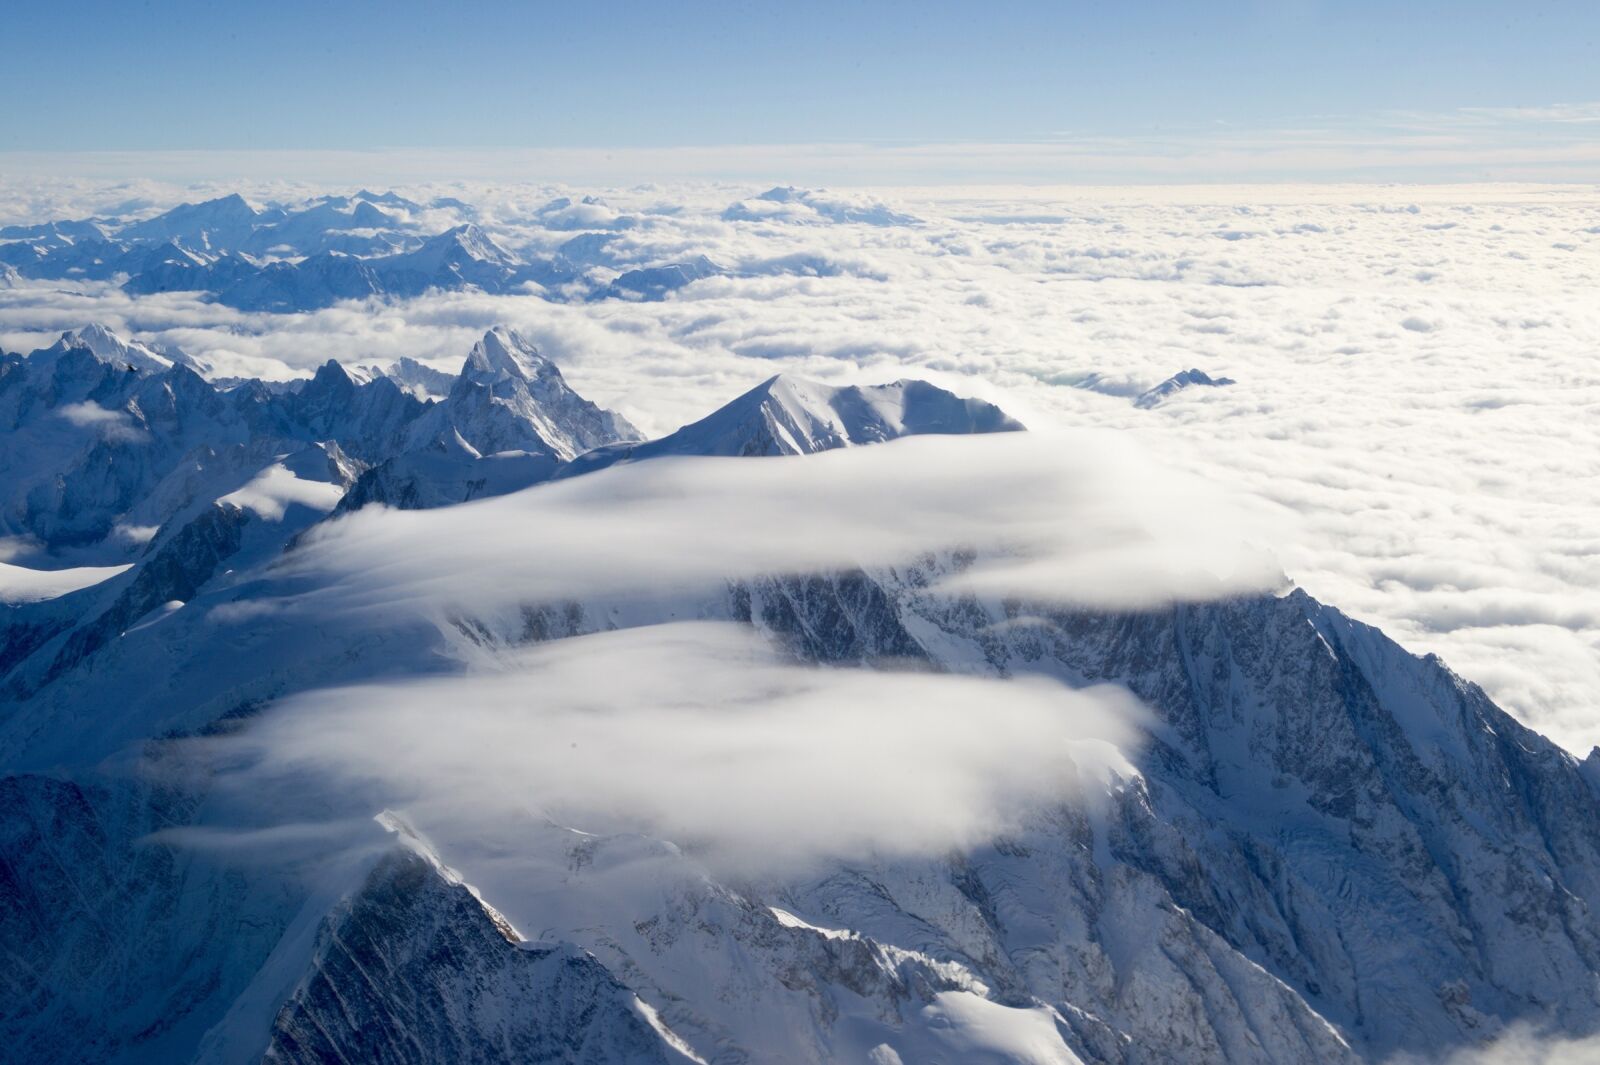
left=120, top=192, right=281, bottom=249
left=0, top=324, right=653, bottom=560
left=0, top=326, right=408, bottom=555
left=331, top=327, right=643, bottom=512
left=5, top=323, right=1600, bottom=1064
left=1134, top=368, right=1236, bottom=409
left=723, top=186, right=922, bottom=226
left=0, top=190, right=903, bottom=312
left=562, top=374, right=1025, bottom=478
left=369, top=354, right=457, bottom=399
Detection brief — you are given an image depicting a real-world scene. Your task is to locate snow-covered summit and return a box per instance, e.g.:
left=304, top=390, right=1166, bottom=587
left=562, top=373, right=1023, bottom=477
left=724, top=186, right=921, bottom=226
left=121, top=192, right=273, bottom=248
left=409, top=327, right=641, bottom=460
left=1134, top=367, right=1236, bottom=408
left=459, top=325, right=552, bottom=385
left=405, top=224, right=518, bottom=272
left=37, top=323, right=175, bottom=375
left=716, top=374, right=1024, bottom=454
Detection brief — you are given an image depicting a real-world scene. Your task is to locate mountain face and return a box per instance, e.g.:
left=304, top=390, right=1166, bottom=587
left=0, top=327, right=404, bottom=554
left=263, top=844, right=698, bottom=1065
left=4, top=325, right=1600, bottom=1064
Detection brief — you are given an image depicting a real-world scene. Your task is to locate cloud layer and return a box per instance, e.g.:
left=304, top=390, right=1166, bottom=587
left=3, top=179, right=1596, bottom=750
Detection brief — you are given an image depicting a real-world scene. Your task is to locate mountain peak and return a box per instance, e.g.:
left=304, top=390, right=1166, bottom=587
left=50, top=324, right=173, bottom=374
left=742, top=374, right=1024, bottom=452
left=389, top=225, right=519, bottom=280
left=379, top=356, right=457, bottom=400
left=1134, top=367, right=1236, bottom=409
left=460, top=327, right=549, bottom=385
left=439, top=224, right=514, bottom=264
left=306, top=359, right=365, bottom=390
left=353, top=188, right=416, bottom=208
left=565, top=373, right=1022, bottom=476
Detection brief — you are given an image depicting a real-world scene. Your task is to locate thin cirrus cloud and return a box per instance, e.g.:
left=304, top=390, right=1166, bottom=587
left=3, top=100, right=1600, bottom=183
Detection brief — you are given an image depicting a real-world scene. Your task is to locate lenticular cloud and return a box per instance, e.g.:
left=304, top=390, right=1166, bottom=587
left=281, top=430, right=1286, bottom=621
left=225, top=620, right=1146, bottom=872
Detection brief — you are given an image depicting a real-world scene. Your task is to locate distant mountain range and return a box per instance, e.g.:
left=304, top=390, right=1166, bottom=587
left=0, top=187, right=911, bottom=312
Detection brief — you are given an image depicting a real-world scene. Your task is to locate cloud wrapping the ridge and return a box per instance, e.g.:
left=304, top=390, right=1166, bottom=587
left=55, top=400, right=144, bottom=437
left=224, top=621, right=1145, bottom=872
left=279, top=432, right=1285, bottom=621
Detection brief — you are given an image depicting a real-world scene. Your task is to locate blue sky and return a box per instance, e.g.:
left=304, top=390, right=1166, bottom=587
left=3, top=1, right=1598, bottom=180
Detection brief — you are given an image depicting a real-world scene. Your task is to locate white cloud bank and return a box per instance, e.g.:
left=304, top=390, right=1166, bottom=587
left=226, top=620, right=1145, bottom=873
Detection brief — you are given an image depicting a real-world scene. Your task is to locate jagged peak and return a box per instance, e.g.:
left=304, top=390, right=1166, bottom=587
left=432, top=223, right=514, bottom=263
left=1134, top=367, right=1236, bottom=409
left=460, top=326, right=553, bottom=385
left=305, top=359, right=366, bottom=389
left=48, top=324, right=173, bottom=374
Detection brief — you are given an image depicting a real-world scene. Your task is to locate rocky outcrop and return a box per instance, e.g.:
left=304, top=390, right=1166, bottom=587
left=265, top=848, right=695, bottom=1065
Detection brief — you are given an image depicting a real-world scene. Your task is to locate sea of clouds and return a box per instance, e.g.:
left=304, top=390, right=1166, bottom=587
left=2, top=179, right=1596, bottom=752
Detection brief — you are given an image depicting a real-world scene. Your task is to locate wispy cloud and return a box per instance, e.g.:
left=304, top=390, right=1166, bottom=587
left=280, top=432, right=1284, bottom=620
left=217, top=620, right=1146, bottom=873
left=4, top=100, right=1600, bottom=186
